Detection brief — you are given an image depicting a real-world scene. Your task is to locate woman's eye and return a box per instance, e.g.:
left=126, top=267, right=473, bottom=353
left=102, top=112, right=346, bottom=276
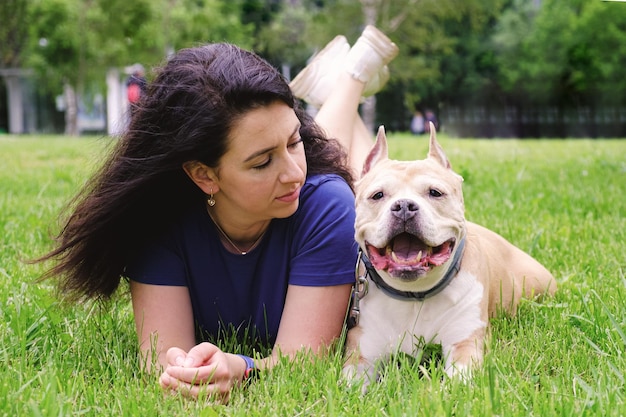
left=253, top=139, right=302, bottom=169
left=371, top=191, right=384, bottom=200
left=429, top=189, right=443, bottom=197
left=253, top=157, right=272, bottom=169
left=288, top=138, right=303, bottom=149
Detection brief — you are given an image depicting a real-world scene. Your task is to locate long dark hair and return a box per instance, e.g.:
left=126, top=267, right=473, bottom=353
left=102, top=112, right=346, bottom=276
left=36, top=43, right=354, bottom=302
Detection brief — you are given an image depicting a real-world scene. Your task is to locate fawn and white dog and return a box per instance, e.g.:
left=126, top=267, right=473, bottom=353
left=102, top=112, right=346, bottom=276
left=343, top=126, right=556, bottom=389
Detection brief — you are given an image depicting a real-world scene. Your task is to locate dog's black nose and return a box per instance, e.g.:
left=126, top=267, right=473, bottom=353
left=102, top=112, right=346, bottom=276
left=391, top=199, right=419, bottom=221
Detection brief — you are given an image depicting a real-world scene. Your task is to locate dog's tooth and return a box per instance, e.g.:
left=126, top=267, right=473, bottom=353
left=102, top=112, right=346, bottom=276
left=391, top=251, right=399, bottom=263
left=416, top=250, right=423, bottom=261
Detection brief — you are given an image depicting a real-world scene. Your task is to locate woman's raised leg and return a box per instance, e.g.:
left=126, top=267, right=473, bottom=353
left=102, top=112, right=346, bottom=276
left=291, top=26, right=399, bottom=176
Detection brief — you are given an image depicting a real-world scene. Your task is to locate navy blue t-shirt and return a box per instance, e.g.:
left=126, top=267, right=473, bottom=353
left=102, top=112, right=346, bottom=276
left=126, top=174, right=357, bottom=347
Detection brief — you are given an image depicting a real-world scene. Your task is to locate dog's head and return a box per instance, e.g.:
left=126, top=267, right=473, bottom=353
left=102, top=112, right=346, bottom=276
left=355, top=124, right=466, bottom=293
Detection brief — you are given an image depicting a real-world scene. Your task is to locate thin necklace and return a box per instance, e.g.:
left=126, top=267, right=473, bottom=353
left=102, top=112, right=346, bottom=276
left=207, top=208, right=267, bottom=255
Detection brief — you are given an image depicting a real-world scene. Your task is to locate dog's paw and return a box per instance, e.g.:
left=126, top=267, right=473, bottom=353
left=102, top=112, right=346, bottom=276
left=341, top=364, right=376, bottom=395
left=445, top=362, right=474, bottom=383
left=442, top=339, right=483, bottom=382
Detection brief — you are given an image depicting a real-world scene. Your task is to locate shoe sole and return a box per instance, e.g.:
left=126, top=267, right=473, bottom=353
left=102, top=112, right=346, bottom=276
left=289, top=35, right=349, bottom=101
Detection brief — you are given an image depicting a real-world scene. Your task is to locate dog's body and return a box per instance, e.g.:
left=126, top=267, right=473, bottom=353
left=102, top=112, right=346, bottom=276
left=343, top=126, right=556, bottom=388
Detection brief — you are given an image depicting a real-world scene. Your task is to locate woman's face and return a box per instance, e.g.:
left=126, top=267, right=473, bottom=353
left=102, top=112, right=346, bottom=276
left=211, top=101, right=307, bottom=225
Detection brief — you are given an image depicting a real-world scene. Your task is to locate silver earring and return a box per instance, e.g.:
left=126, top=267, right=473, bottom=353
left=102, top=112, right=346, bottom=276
left=207, top=190, right=216, bottom=207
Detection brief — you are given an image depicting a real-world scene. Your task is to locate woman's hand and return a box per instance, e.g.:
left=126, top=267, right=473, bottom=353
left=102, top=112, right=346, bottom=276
left=159, top=342, right=247, bottom=402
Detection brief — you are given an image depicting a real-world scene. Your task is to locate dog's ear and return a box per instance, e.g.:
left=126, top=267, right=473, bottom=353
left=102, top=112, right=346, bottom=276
left=362, top=125, right=389, bottom=177
left=427, top=122, right=452, bottom=169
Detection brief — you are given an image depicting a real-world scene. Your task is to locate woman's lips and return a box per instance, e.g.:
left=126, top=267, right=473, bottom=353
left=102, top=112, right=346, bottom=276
left=276, top=187, right=301, bottom=203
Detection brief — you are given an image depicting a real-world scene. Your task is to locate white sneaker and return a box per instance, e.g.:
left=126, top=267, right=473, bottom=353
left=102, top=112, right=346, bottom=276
left=289, top=35, right=350, bottom=108
left=344, top=25, right=399, bottom=84
left=363, top=65, right=389, bottom=98
left=290, top=27, right=399, bottom=108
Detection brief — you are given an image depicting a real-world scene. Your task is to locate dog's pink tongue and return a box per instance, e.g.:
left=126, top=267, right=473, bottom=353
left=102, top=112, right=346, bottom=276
left=366, top=244, right=392, bottom=270
left=428, top=241, right=453, bottom=266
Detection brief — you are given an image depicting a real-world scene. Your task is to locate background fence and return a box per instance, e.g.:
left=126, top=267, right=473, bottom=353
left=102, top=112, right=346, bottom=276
left=441, top=106, right=626, bottom=138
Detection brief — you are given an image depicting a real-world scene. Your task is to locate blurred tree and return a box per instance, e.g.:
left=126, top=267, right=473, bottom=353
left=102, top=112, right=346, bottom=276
left=27, top=0, right=89, bottom=135
left=494, top=0, right=626, bottom=108
left=25, top=0, right=254, bottom=135
left=285, top=0, right=503, bottom=131
left=26, top=0, right=160, bottom=134
left=90, top=0, right=160, bottom=67
left=163, top=0, right=255, bottom=52
left=256, top=3, right=314, bottom=78
left=241, top=0, right=281, bottom=31
left=577, top=1, right=626, bottom=106
left=0, top=0, right=31, bottom=134
left=17, top=0, right=626, bottom=136
left=277, top=0, right=504, bottom=130
left=386, top=0, right=504, bottom=129
left=0, top=0, right=29, bottom=67
left=492, top=0, right=539, bottom=104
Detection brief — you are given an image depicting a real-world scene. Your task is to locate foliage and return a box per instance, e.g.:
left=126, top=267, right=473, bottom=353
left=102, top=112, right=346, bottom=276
left=26, top=0, right=92, bottom=93
left=256, top=6, right=312, bottom=71
left=383, top=0, right=505, bottom=110
left=293, top=0, right=626, bottom=128
left=164, top=0, right=255, bottom=52
left=493, top=0, right=626, bottom=107
left=4, top=0, right=626, bottom=134
left=23, top=0, right=255, bottom=94
left=0, top=0, right=30, bottom=67
left=1, top=134, right=625, bottom=415
left=88, top=0, right=160, bottom=67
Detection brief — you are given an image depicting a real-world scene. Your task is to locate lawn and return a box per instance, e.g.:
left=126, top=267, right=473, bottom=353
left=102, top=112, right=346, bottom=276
left=0, top=133, right=625, bottom=416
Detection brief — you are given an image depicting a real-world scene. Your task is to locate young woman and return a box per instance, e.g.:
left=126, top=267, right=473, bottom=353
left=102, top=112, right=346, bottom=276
left=38, top=27, right=398, bottom=401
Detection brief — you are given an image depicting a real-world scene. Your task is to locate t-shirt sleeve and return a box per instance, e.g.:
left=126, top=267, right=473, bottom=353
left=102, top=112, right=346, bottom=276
left=125, top=239, right=187, bottom=286
left=289, top=176, right=358, bottom=286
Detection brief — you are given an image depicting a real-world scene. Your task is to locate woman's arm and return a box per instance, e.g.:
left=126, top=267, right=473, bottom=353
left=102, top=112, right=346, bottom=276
left=263, top=283, right=353, bottom=368
left=131, top=281, right=249, bottom=400
left=161, top=283, right=352, bottom=400
left=129, top=281, right=196, bottom=372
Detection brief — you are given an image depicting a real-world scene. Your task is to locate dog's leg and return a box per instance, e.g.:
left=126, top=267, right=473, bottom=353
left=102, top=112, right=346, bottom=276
left=442, top=328, right=485, bottom=379
left=342, top=355, right=379, bottom=393
left=342, top=327, right=380, bottom=393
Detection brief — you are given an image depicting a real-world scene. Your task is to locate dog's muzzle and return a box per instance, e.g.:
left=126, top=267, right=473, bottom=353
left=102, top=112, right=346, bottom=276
left=365, top=234, right=456, bottom=280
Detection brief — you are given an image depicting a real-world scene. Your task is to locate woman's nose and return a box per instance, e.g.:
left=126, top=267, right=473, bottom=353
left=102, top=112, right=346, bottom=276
left=279, top=153, right=305, bottom=184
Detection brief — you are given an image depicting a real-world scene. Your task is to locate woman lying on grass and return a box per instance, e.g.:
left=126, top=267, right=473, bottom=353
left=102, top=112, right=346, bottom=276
left=37, top=28, right=398, bottom=402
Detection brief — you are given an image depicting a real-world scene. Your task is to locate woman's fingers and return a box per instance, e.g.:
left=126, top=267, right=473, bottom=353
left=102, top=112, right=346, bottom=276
left=182, top=342, right=221, bottom=367
left=159, top=342, right=237, bottom=402
left=164, top=342, right=225, bottom=384
left=165, top=362, right=222, bottom=385
left=160, top=371, right=230, bottom=402
left=165, top=346, right=189, bottom=366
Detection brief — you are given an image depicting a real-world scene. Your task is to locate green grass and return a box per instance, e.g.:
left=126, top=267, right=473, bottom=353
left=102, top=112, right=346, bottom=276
left=1, top=133, right=625, bottom=416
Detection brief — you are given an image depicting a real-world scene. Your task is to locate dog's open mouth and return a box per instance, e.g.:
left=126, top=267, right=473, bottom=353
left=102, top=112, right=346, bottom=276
left=366, top=233, right=455, bottom=279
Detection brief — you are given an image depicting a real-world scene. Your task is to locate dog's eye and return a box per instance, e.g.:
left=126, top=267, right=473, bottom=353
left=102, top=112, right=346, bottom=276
left=371, top=191, right=384, bottom=200
left=429, top=189, right=443, bottom=198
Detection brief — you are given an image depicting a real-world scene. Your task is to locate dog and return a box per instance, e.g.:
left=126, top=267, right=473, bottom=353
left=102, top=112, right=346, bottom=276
left=342, top=125, right=556, bottom=389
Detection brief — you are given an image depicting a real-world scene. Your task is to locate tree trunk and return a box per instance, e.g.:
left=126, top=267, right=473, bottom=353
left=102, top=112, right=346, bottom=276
left=361, top=96, right=376, bottom=134
left=360, top=0, right=379, bottom=133
left=64, top=82, right=78, bottom=136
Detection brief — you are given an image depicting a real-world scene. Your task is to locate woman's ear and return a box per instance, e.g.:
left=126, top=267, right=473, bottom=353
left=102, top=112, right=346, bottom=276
left=182, top=161, right=218, bottom=195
